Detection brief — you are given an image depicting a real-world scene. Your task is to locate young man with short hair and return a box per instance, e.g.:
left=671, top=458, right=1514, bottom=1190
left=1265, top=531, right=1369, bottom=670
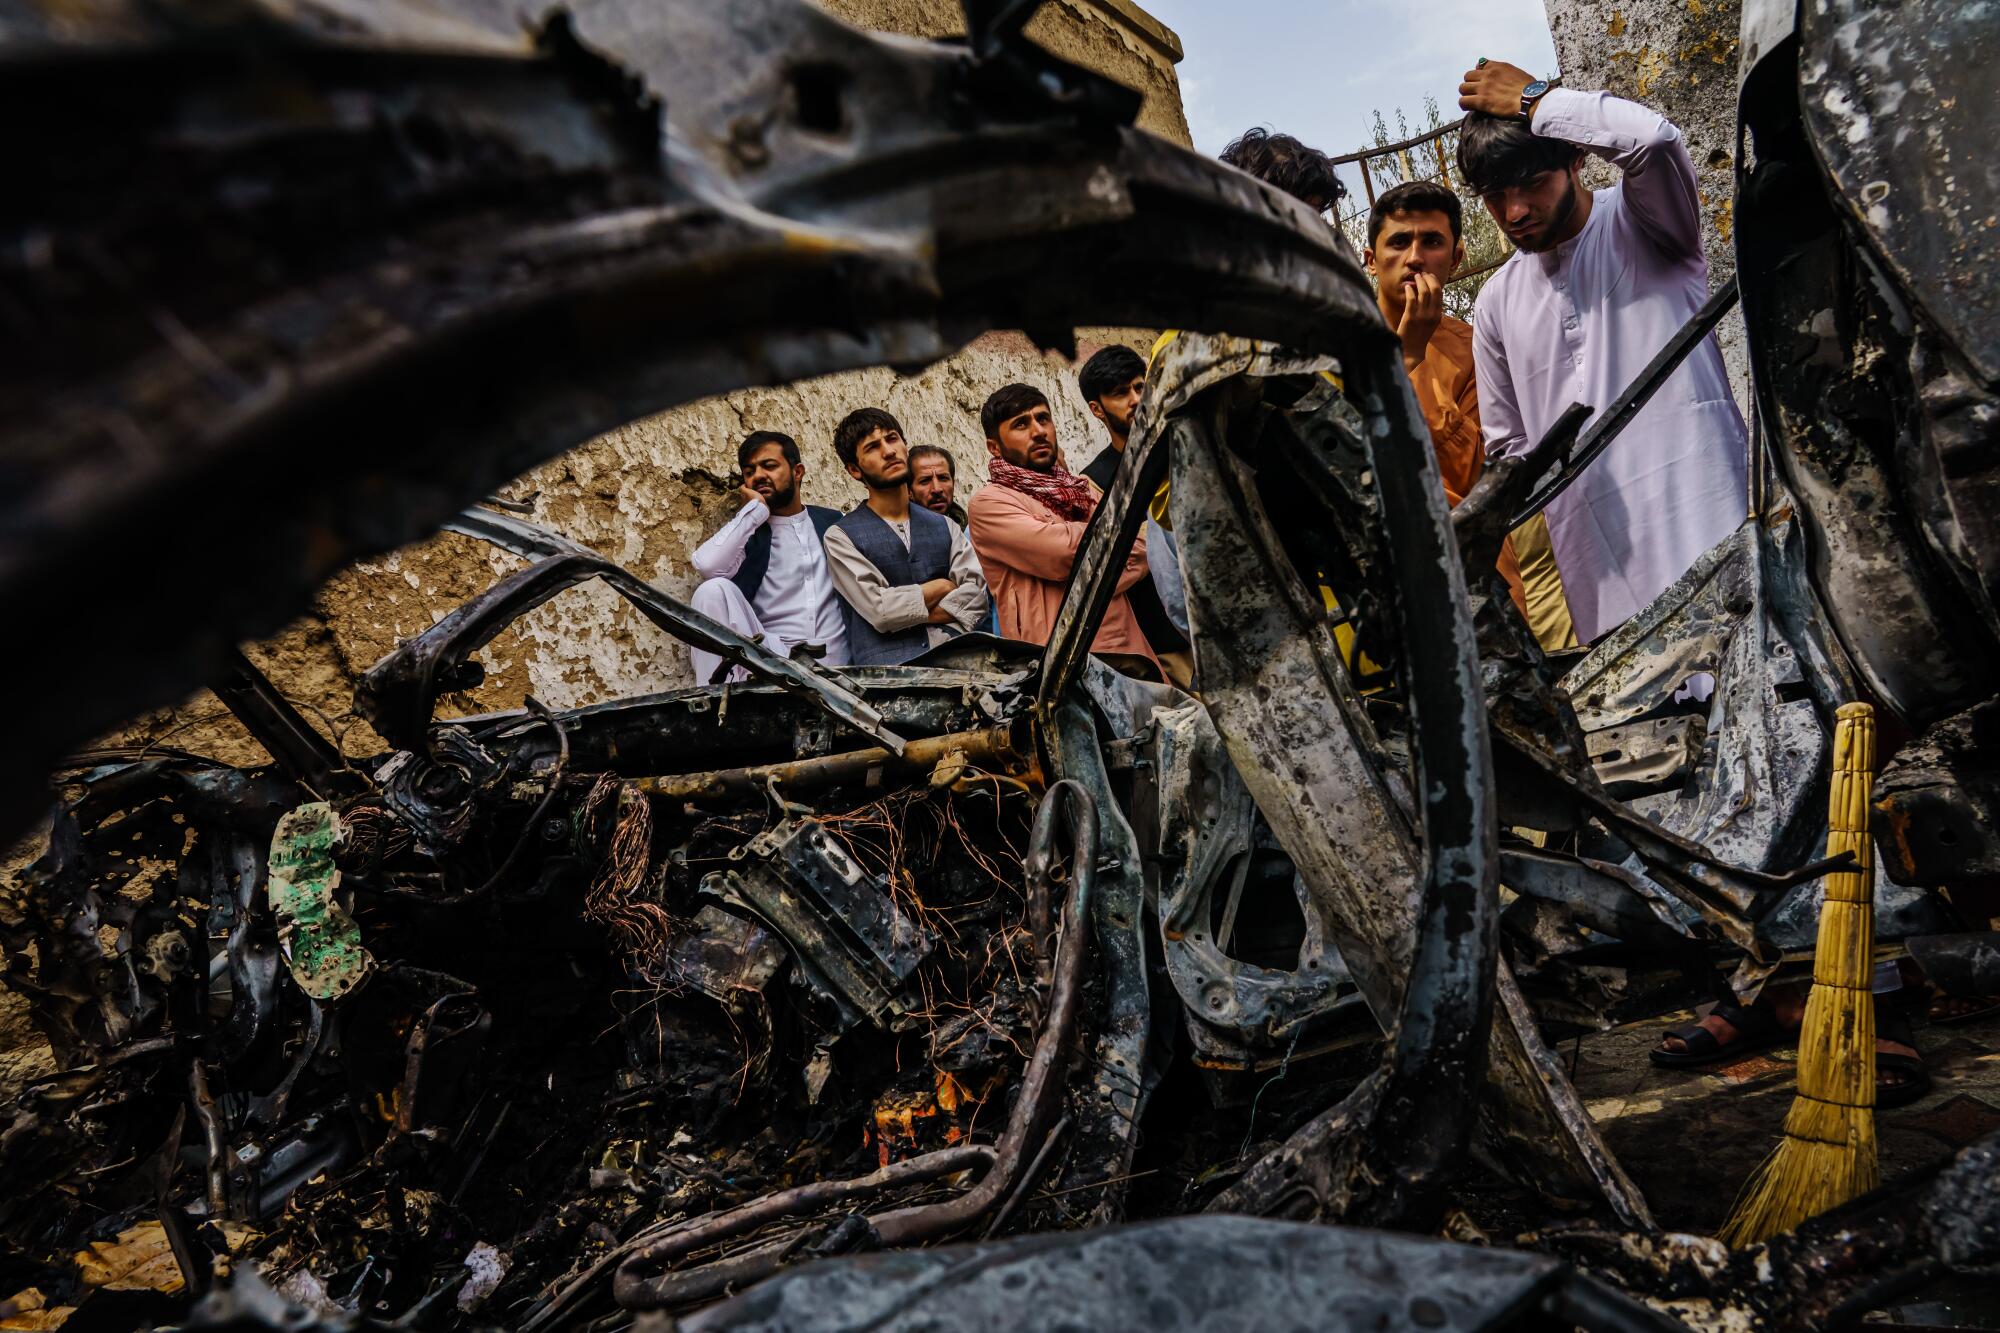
left=1365, top=180, right=1577, bottom=649
left=1076, top=344, right=1147, bottom=494
left=822, top=408, right=988, bottom=666
left=907, top=444, right=967, bottom=528
left=1457, top=60, right=1748, bottom=645
left=688, top=431, right=847, bottom=684
left=965, top=383, right=1156, bottom=670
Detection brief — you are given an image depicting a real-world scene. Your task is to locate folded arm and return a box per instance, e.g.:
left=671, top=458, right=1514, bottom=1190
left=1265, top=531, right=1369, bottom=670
left=823, top=527, right=932, bottom=634
left=968, top=489, right=1090, bottom=583
left=933, top=524, right=991, bottom=631
left=969, top=488, right=1149, bottom=593
left=1112, top=532, right=1151, bottom=595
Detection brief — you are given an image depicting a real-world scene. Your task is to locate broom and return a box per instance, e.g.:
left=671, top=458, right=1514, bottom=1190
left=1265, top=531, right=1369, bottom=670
left=1721, top=701, right=1879, bottom=1245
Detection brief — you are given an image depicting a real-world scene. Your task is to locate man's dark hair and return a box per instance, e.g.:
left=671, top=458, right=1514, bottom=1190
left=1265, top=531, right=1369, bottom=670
left=1078, top=345, right=1145, bottom=404
left=1455, top=112, right=1580, bottom=195
left=1368, top=180, right=1464, bottom=246
left=907, top=443, right=955, bottom=477
left=981, top=383, right=1050, bottom=440
left=738, top=430, right=799, bottom=470
left=833, top=407, right=903, bottom=469
left=1218, top=127, right=1345, bottom=209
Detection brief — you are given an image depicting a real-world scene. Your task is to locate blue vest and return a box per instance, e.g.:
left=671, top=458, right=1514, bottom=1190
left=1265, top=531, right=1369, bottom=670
left=833, top=504, right=955, bottom=666
left=729, top=505, right=840, bottom=608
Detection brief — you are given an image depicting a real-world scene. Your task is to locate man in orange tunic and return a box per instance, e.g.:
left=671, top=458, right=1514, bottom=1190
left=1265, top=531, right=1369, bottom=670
left=1365, top=179, right=1577, bottom=648
left=965, top=383, right=1160, bottom=674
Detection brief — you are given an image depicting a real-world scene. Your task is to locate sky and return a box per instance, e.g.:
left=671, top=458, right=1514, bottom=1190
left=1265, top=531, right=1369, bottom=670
left=1140, top=0, right=1561, bottom=203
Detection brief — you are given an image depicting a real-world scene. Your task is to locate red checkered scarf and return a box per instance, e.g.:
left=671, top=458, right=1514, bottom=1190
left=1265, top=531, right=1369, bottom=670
left=986, top=457, right=1098, bottom=521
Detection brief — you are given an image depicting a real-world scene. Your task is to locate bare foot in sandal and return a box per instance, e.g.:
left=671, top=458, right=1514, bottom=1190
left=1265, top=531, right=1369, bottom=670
left=1876, top=1008, right=1931, bottom=1107
left=1651, top=990, right=1806, bottom=1067
left=1928, top=993, right=2000, bottom=1025
left=1654, top=990, right=1927, bottom=1105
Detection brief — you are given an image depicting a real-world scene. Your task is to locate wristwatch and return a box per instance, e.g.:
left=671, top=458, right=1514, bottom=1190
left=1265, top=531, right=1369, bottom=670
left=1520, top=78, right=1552, bottom=120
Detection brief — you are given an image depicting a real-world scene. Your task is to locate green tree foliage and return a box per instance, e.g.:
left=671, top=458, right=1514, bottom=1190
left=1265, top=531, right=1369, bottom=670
left=1337, top=98, right=1512, bottom=322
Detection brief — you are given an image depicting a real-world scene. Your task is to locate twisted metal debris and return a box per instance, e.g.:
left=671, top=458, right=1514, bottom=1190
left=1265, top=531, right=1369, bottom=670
left=2, top=0, right=1998, bottom=1329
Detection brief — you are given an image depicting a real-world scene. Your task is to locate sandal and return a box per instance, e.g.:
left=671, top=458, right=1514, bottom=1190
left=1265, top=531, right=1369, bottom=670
left=1927, top=993, right=2000, bottom=1027
left=1876, top=1052, right=1930, bottom=1108
left=1876, top=1010, right=1931, bottom=1109
left=1650, top=1000, right=1787, bottom=1069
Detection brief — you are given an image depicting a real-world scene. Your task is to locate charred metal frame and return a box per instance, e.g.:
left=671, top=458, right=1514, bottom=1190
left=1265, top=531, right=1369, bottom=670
left=355, top=548, right=907, bottom=755
left=0, top=0, right=1386, bottom=845
left=5, top=0, right=2000, bottom=1327
left=608, top=780, right=1100, bottom=1310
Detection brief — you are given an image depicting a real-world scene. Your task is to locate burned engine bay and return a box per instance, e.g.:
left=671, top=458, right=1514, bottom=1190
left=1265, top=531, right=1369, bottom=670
left=3, top=0, right=2000, bottom=1329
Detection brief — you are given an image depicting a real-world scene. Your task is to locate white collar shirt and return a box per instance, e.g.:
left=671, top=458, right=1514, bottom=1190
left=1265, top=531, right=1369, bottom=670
left=757, top=508, right=848, bottom=663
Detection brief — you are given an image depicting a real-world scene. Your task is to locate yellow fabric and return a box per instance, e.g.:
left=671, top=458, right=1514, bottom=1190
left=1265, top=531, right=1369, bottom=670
left=1509, top=513, right=1579, bottom=651
left=1321, top=583, right=1375, bottom=678
left=1147, top=331, right=1179, bottom=526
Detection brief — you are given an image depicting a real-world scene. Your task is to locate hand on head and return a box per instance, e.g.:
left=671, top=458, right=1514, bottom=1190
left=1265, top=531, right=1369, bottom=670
left=1458, top=59, right=1535, bottom=118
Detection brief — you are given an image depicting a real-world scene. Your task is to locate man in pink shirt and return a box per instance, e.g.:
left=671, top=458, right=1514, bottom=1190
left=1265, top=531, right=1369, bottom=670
left=965, top=383, right=1158, bottom=674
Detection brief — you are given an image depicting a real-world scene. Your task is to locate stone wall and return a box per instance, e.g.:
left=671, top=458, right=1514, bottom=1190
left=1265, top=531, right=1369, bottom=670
left=1542, top=0, right=1749, bottom=412
left=104, top=2, right=1187, bottom=770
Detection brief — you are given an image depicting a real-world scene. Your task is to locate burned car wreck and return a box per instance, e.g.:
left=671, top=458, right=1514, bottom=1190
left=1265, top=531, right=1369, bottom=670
left=2, top=0, right=1999, bottom=1329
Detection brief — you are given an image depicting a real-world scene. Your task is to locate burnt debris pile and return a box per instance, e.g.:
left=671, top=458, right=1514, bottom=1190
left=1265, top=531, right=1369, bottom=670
left=1, top=636, right=1090, bottom=1326
left=4, top=0, right=2000, bottom=1328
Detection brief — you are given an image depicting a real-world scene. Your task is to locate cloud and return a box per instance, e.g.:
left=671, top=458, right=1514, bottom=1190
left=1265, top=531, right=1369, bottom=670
left=1151, top=0, right=1558, bottom=163
left=1175, top=70, right=1238, bottom=156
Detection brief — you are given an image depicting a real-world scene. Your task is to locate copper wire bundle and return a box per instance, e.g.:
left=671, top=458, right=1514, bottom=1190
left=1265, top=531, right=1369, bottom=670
left=580, top=776, right=681, bottom=980
left=336, top=800, right=413, bottom=867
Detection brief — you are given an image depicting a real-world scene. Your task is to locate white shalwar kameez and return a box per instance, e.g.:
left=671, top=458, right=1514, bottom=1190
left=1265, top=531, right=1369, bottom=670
left=1472, top=87, right=1749, bottom=644
left=687, top=499, right=848, bottom=684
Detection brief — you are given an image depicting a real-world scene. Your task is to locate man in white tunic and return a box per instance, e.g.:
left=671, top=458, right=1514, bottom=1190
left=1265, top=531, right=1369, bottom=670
left=1456, top=61, right=1748, bottom=644
left=687, top=431, right=849, bottom=685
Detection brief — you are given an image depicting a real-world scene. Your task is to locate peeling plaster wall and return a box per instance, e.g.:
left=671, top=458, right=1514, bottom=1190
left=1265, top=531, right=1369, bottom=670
left=105, top=333, right=1142, bottom=769
left=1542, top=0, right=1750, bottom=414
left=98, top=2, right=1188, bottom=770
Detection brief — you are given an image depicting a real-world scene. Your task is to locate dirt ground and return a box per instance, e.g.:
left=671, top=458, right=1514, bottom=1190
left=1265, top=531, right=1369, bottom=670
left=1574, top=1006, right=2000, bottom=1326
left=1574, top=1007, right=2000, bottom=1234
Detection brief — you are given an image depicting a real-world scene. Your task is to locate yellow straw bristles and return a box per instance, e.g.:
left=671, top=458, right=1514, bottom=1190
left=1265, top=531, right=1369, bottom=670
left=1721, top=702, right=1879, bottom=1246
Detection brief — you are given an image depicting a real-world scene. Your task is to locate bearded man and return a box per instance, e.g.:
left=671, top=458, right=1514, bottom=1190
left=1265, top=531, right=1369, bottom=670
left=965, top=383, right=1157, bottom=672
left=687, top=430, right=847, bottom=684
left=907, top=444, right=968, bottom=528
left=1458, top=61, right=1748, bottom=644
left=1076, top=343, right=1146, bottom=494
